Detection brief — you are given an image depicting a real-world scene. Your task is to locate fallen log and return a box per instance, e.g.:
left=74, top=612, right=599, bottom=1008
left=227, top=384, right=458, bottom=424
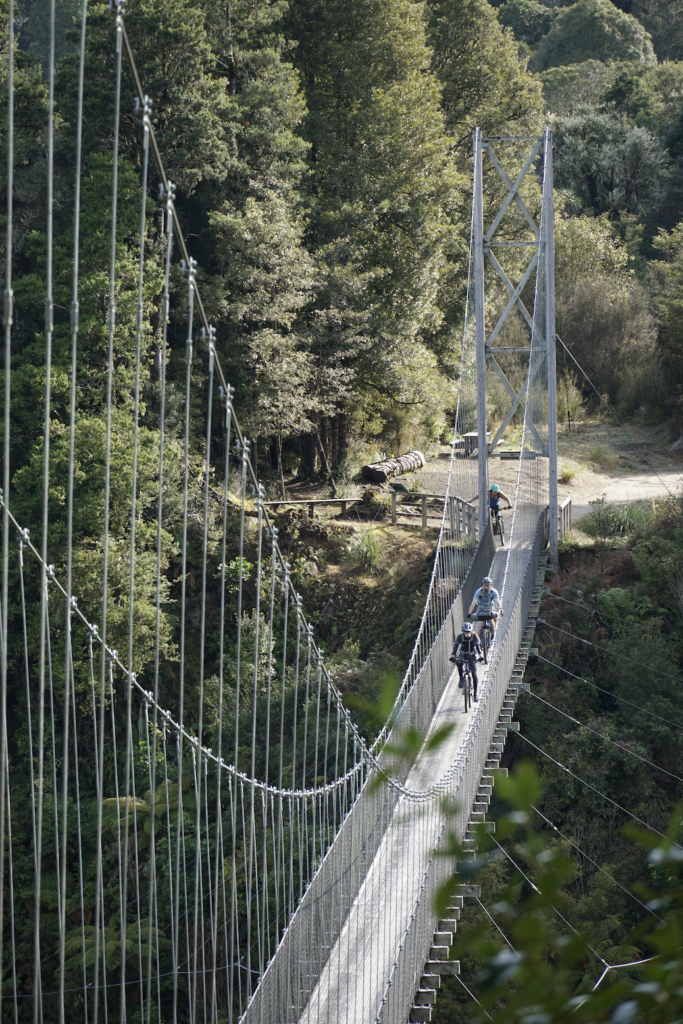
left=362, top=450, right=425, bottom=483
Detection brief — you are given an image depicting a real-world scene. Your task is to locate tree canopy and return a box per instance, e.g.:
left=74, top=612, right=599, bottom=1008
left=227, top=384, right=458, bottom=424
left=532, top=0, right=656, bottom=70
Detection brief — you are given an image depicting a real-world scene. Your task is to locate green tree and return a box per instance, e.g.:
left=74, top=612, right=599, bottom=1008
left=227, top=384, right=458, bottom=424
left=552, top=109, right=669, bottom=215
left=427, top=0, right=542, bottom=150
left=631, top=0, right=683, bottom=61
left=207, top=189, right=317, bottom=491
left=532, top=0, right=656, bottom=71
left=539, top=61, right=617, bottom=115
left=652, top=219, right=683, bottom=434
left=285, top=0, right=464, bottom=451
left=497, top=0, right=556, bottom=47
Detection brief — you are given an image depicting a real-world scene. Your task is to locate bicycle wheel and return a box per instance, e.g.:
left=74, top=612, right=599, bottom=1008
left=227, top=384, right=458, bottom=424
left=463, top=669, right=471, bottom=713
left=499, top=515, right=505, bottom=547
left=481, top=625, right=488, bottom=664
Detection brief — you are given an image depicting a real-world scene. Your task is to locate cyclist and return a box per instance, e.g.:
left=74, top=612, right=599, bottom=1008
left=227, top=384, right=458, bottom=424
left=469, top=576, right=502, bottom=640
left=449, top=622, right=483, bottom=702
left=470, top=483, right=512, bottom=523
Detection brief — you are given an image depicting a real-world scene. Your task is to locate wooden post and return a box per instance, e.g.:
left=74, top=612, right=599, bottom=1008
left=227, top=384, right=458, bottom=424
left=422, top=495, right=427, bottom=531
left=341, top=500, right=347, bottom=516
left=308, top=502, right=314, bottom=519
left=392, top=491, right=397, bottom=526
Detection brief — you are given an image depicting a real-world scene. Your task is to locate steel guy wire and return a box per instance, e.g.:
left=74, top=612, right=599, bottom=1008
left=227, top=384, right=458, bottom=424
left=212, top=386, right=232, bottom=1024
left=172, top=247, right=195, bottom=1024
left=60, top=0, right=88, bottom=1005
left=529, top=803, right=664, bottom=923
left=534, top=653, right=683, bottom=730
left=527, top=689, right=683, bottom=783
left=516, top=731, right=683, bottom=850
left=539, top=621, right=683, bottom=683
left=118, top=86, right=152, bottom=1024
left=192, top=334, right=215, bottom=1024
left=146, top=185, right=173, bottom=1024
left=542, top=590, right=681, bottom=645
left=488, top=834, right=610, bottom=968
left=454, top=974, right=494, bottom=1022
left=475, top=896, right=517, bottom=952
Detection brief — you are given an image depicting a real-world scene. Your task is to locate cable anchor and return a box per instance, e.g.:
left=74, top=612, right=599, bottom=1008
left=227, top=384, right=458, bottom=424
left=200, top=324, right=216, bottom=351
left=158, top=181, right=176, bottom=237
left=180, top=256, right=197, bottom=281
left=133, top=94, right=152, bottom=123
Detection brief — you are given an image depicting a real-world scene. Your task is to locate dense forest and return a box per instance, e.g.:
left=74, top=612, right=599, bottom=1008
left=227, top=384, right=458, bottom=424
left=3, top=0, right=683, bottom=1019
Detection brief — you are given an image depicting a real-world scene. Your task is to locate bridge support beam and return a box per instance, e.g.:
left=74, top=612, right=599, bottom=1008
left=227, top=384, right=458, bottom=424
left=473, top=127, right=488, bottom=538
left=472, top=126, right=557, bottom=554
left=544, top=129, right=558, bottom=561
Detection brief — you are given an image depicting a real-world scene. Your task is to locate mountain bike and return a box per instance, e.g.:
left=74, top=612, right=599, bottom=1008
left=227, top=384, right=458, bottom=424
left=461, top=659, right=474, bottom=713
left=491, top=505, right=511, bottom=547
left=478, top=613, right=494, bottom=663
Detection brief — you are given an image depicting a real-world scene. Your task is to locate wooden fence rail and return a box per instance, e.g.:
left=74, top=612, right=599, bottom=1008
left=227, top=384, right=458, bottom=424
left=261, top=494, right=477, bottom=532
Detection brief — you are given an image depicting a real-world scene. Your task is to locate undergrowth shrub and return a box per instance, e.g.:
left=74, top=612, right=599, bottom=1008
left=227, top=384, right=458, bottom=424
left=582, top=497, right=652, bottom=537
left=349, top=527, right=392, bottom=572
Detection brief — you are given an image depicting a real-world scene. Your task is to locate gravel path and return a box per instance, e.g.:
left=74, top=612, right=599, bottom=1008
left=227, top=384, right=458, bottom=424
left=392, top=423, right=683, bottom=527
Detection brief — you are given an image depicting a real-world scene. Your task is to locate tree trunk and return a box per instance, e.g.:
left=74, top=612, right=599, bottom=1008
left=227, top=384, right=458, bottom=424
left=270, top=439, right=278, bottom=472
left=250, top=437, right=258, bottom=478
left=362, top=450, right=425, bottom=482
left=331, top=414, right=339, bottom=471
left=320, top=417, right=329, bottom=465
left=313, top=427, right=337, bottom=494
left=276, top=434, right=286, bottom=500
left=338, top=404, right=348, bottom=467
left=303, top=433, right=317, bottom=476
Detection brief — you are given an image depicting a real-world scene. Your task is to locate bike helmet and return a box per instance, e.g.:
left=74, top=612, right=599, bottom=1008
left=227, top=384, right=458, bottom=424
left=482, top=576, right=492, bottom=586
left=490, top=484, right=500, bottom=492
left=462, top=622, right=473, bottom=633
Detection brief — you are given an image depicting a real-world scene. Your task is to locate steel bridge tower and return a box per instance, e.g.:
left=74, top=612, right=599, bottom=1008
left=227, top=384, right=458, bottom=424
left=472, top=127, right=558, bottom=558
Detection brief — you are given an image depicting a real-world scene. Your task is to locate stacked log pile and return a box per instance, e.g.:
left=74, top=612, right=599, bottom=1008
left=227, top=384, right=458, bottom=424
left=362, top=451, right=425, bottom=482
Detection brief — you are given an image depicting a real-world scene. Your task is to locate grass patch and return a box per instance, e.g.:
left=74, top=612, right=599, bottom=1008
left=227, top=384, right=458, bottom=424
left=558, top=463, right=577, bottom=485
left=588, top=445, right=617, bottom=468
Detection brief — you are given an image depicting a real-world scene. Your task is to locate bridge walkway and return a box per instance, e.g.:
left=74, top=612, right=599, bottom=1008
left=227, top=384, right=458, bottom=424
left=298, top=543, right=510, bottom=1024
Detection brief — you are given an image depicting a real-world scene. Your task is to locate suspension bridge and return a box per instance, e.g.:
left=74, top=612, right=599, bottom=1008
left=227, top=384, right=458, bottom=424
left=0, top=5, right=559, bottom=1024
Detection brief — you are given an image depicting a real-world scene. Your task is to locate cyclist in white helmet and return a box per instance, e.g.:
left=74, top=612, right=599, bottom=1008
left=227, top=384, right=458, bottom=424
left=469, top=576, right=501, bottom=640
left=449, top=622, right=483, bottom=701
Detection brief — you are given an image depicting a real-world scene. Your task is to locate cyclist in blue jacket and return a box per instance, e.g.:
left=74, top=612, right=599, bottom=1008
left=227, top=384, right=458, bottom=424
left=469, top=576, right=502, bottom=640
left=450, top=623, right=483, bottom=702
